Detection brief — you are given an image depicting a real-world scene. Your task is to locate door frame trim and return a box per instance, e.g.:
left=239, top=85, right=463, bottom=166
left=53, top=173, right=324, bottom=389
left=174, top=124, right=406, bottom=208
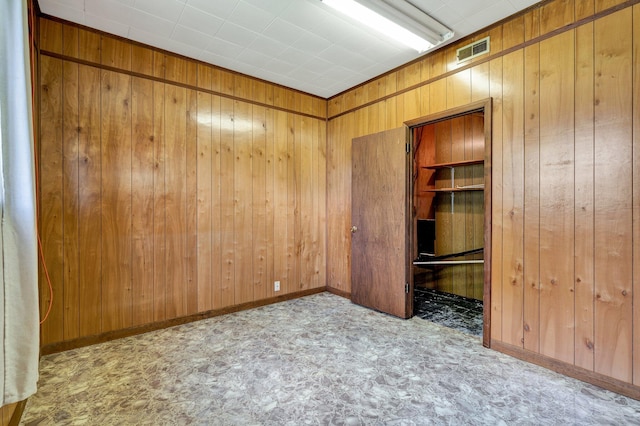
left=405, top=98, right=493, bottom=348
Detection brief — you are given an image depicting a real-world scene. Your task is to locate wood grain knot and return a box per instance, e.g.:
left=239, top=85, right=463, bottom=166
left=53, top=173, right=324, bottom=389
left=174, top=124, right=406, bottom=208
left=524, top=324, right=530, bottom=332
left=585, top=339, right=594, bottom=350
left=76, top=126, right=82, bottom=134
left=149, top=135, right=154, bottom=141
left=106, top=84, right=111, bottom=90
left=596, top=293, right=601, bottom=299
left=550, top=278, right=557, bottom=285
left=621, top=290, right=627, bottom=296
left=576, top=277, right=582, bottom=283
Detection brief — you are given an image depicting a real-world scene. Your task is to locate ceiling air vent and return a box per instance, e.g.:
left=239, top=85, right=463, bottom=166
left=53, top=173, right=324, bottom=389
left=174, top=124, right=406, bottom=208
left=456, top=36, right=490, bottom=63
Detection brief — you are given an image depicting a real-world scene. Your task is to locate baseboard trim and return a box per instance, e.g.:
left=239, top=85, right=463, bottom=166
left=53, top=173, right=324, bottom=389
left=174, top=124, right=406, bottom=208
left=491, top=340, right=640, bottom=401
left=8, top=399, right=27, bottom=426
left=325, top=286, right=351, bottom=299
left=41, top=287, right=325, bottom=355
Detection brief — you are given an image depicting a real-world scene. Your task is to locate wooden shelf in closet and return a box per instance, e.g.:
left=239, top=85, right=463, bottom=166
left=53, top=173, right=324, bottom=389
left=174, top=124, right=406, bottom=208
left=423, top=185, right=484, bottom=193
left=421, top=158, right=483, bottom=169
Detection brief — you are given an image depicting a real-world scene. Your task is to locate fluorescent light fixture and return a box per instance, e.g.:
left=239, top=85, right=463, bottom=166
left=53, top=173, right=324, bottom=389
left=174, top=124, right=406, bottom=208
left=320, top=0, right=453, bottom=53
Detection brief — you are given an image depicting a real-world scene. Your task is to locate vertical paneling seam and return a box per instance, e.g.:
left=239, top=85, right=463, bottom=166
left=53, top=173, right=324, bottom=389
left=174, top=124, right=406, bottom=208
left=99, top=69, right=103, bottom=332
left=61, top=54, right=66, bottom=336
left=129, top=68, right=133, bottom=326
left=590, top=22, right=596, bottom=372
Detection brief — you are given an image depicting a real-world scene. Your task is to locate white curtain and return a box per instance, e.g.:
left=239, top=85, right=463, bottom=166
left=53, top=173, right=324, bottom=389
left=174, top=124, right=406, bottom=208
left=0, top=0, right=40, bottom=405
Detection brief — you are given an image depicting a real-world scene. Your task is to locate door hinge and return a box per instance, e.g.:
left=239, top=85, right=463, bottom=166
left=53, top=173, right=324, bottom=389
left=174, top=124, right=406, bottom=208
left=405, top=282, right=410, bottom=293
left=406, top=143, right=410, bottom=153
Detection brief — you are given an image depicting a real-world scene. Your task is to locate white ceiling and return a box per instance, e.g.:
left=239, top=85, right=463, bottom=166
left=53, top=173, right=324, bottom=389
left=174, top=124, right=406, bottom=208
left=38, top=0, right=541, bottom=98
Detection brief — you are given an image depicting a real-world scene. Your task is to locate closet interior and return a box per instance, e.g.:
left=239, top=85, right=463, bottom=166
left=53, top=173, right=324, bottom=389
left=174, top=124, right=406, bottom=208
left=412, top=112, right=485, bottom=336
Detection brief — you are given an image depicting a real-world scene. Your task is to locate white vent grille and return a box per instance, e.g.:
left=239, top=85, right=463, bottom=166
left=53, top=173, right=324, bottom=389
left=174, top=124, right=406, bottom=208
left=456, top=37, right=490, bottom=63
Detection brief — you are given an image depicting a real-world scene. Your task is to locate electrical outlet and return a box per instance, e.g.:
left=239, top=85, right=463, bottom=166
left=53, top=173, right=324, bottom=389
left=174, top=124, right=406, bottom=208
left=274, top=281, right=280, bottom=292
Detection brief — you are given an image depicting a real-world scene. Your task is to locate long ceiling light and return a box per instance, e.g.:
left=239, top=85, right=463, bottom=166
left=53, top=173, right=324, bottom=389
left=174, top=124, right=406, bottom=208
left=320, top=0, right=453, bottom=53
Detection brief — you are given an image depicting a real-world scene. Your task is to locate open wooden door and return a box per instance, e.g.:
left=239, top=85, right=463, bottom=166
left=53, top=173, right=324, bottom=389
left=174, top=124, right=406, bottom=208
left=351, top=128, right=412, bottom=319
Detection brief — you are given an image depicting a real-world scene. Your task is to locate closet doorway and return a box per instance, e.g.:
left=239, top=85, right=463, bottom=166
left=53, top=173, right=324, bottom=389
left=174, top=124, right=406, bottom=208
left=406, top=99, right=492, bottom=347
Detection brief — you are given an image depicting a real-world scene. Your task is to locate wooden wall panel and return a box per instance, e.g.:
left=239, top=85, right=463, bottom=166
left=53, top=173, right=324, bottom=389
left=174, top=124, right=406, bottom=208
left=62, top=60, right=79, bottom=340
left=633, top=3, right=640, bottom=387
left=152, top=81, right=166, bottom=322
left=265, top=109, right=276, bottom=298
left=288, top=114, right=300, bottom=293
left=220, top=98, right=236, bottom=306
left=131, top=76, right=155, bottom=326
left=523, top=44, right=540, bottom=353
left=78, top=29, right=100, bottom=63
left=211, top=95, right=223, bottom=309
left=273, top=109, right=290, bottom=292
left=593, top=9, right=633, bottom=382
left=574, top=23, right=595, bottom=371
left=500, top=50, right=524, bottom=348
left=471, top=63, right=490, bottom=102
left=196, top=91, right=213, bottom=312
left=164, top=84, right=187, bottom=319
left=446, top=69, right=471, bottom=109
left=234, top=100, right=254, bottom=304
left=39, top=55, right=64, bottom=345
left=299, top=116, right=313, bottom=291
left=186, top=89, right=198, bottom=314
left=252, top=106, right=268, bottom=300
left=101, top=70, right=132, bottom=332
left=538, top=31, right=575, bottom=364
left=39, top=18, right=62, bottom=53
left=316, top=118, right=327, bottom=290
left=62, top=25, right=78, bottom=58
left=489, top=57, right=503, bottom=342
left=101, top=36, right=130, bottom=70
left=77, top=65, right=102, bottom=337
left=539, top=0, right=574, bottom=34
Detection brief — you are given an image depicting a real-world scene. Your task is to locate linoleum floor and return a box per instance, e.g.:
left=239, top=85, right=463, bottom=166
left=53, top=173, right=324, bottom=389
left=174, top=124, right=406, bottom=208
left=21, top=292, right=640, bottom=425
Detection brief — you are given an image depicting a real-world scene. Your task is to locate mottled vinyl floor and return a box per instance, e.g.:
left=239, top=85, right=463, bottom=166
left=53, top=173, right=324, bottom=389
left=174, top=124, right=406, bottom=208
left=22, top=292, right=640, bottom=425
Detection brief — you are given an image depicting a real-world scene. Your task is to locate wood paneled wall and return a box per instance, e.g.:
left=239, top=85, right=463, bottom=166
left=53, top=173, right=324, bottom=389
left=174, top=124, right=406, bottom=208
left=37, top=18, right=327, bottom=347
left=326, top=0, right=640, bottom=391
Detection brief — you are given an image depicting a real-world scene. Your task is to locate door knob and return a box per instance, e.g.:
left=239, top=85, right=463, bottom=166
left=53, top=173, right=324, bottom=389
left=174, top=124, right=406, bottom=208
left=351, top=226, right=358, bottom=233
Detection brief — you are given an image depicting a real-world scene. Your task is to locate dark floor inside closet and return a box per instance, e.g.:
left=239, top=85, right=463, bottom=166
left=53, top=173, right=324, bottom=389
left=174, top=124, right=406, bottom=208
left=413, top=287, right=483, bottom=337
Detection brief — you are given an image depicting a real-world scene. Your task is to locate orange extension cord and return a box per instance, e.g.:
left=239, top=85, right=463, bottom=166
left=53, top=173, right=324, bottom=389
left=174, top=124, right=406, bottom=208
left=33, top=118, right=53, bottom=325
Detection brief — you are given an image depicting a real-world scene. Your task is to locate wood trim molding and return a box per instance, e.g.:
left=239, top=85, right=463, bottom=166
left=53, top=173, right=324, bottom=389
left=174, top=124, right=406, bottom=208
left=491, top=340, right=640, bottom=401
left=35, top=7, right=326, bottom=104
left=325, top=286, right=351, bottom=299
left=8, top=400, right=28, bottom=426
left=40, top=288, right=325, bottom=356
left=39, top=49, right=327, bottom=122
left=405, top=98, right=492, bottom=348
